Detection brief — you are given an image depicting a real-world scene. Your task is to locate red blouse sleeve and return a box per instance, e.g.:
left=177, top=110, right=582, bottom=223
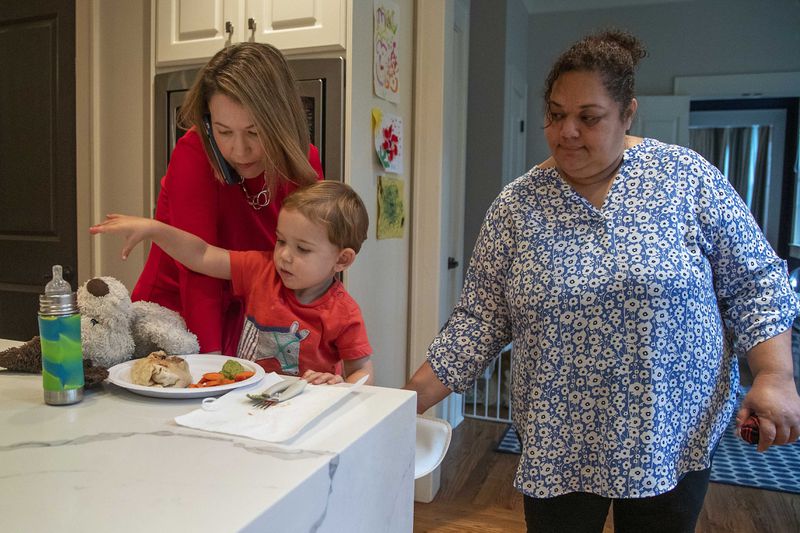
left=161, top=130, right=226, bottom=352
left=308, top=144, right=325, bottom=181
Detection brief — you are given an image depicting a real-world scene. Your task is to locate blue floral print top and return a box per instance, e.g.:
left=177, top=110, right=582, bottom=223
left=427, top=138, right=799, bottom=498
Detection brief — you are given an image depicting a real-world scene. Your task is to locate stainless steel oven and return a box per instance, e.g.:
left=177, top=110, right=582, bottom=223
left=153, top=57, right=344, bottom=201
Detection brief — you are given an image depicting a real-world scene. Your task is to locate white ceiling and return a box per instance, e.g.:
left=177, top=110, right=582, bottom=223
left=522, top=0, right=693, bottom=14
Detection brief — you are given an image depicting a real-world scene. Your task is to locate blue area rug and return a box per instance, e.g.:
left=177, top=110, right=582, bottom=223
left=495, top=424, right=521, bottom=454
left=494, top=418, right=800, bottom=494
left=710, top=413, right=800, bottom=494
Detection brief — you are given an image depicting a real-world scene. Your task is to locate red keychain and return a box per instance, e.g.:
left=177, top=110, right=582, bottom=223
left=739, top=415, right=760, bottom=444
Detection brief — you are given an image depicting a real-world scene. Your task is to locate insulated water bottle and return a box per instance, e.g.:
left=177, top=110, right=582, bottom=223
left=38, top=265, right=84, bottom=405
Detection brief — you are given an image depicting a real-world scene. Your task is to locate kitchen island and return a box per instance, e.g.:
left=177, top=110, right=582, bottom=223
left=0, top=340, right=416, bottom=532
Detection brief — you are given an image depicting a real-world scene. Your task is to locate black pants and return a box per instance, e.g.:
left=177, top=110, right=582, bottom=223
left=523, top=468, right=711, bottom=533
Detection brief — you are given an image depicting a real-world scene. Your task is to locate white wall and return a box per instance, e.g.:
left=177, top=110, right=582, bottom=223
left=346, top=0, right=414, bottom=388
left=83, top=0, right=152, bottom=289
left=525, top=0, right=800, bottom=164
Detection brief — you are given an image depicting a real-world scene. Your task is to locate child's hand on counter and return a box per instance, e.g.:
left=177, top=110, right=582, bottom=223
left=302, top=369, right=344, bottom=385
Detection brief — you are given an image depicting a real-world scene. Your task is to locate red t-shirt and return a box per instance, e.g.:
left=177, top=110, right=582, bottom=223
left=230, top=250, right=372, bottom=376
left=131, top=128, right=324, bottom=355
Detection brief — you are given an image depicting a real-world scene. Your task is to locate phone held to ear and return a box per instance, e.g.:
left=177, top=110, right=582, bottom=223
left=202, top=113, right=242, bottom=185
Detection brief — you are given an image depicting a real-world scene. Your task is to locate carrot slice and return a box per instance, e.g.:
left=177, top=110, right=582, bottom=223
left=190, top=367, right=254, bottom=388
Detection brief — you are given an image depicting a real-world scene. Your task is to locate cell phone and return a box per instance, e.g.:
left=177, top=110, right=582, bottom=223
left=202, top=113, right=242, bottom=185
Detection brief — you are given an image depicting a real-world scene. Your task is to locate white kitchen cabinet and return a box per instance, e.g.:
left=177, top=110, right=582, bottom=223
left=246, top=0, right=346, bottom=54
left=156, top=0, right=243, bottom=65
left=156, top=0, right=346, bottom=66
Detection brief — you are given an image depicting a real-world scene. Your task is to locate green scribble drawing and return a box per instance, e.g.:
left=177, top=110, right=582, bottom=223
left=375, top=6, right=398, bottom=36
left=377, top=176, right=405, bottom=239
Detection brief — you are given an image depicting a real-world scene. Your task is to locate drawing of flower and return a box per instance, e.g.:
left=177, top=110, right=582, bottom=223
left=381, top=123, right=399, bottom=162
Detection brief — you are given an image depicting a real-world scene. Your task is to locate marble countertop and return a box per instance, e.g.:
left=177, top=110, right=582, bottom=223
left=0, top=340, right=417, bottom=532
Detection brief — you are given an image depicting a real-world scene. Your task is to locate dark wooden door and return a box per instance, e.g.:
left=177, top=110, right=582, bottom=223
left=0, top=0, right=76, bottom=341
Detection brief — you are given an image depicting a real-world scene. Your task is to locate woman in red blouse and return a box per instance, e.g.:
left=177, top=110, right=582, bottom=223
left=132, top=43, right=323, bottom=355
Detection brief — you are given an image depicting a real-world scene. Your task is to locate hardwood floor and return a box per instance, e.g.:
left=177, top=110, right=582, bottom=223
left=413, top=418, right=800, bottom=533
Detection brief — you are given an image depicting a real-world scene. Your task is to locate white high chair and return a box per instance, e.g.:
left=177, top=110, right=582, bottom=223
left=414, top=414, right=452, bottom=506
left=414, top=415, right=452, bottom=479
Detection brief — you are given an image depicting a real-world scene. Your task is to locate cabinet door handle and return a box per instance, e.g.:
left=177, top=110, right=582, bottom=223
left=247, top=17, right=256, bottom=41
left=225, top=20, right=234, bottom=40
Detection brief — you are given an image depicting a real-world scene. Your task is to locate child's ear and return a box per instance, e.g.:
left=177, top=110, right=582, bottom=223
left=334, top=248, right=356, bottom=272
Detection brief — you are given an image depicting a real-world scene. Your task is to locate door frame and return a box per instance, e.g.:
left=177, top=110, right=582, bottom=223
left=408, top=0, right=467, bottom=424
left=408, top=0, right=447, bottom=391
left=76, top=0, right=92, bottom=285
left=409, top=0, right=469, bottom=504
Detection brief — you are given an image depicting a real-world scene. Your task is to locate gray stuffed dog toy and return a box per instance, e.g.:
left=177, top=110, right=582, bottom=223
left=77, top=276, right=199, bottom=369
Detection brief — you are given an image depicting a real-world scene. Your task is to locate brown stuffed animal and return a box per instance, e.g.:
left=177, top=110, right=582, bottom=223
left=0, top=336, right=108, bottom=388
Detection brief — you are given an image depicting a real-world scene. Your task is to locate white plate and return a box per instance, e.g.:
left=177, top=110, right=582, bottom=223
left=106, top=354, right=265, bottom=399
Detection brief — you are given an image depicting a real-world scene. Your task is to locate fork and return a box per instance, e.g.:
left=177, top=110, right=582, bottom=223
left=247, top=378, right=307, bottom=409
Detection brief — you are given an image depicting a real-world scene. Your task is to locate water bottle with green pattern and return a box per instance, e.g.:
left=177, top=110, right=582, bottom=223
left=38, top=265, right=84, bottom=405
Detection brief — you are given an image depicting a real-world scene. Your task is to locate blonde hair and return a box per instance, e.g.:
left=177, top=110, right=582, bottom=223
left=282, top=181, right=369, bottom=253
left=179, top=42, right=318, bottom=190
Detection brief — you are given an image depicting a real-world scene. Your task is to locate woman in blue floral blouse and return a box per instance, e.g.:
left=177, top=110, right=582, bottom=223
left=405, top=30, right=800, bottom=532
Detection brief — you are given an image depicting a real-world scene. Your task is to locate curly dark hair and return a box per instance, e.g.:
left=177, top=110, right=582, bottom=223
left=543, top=29, right=647, bottom=121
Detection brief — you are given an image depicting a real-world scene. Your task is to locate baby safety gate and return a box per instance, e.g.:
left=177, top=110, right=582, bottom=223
left=461, top=343, right=513, bottom=423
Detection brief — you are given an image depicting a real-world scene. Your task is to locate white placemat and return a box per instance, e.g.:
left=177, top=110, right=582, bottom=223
left=175, top=373, right=357, bottom=442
